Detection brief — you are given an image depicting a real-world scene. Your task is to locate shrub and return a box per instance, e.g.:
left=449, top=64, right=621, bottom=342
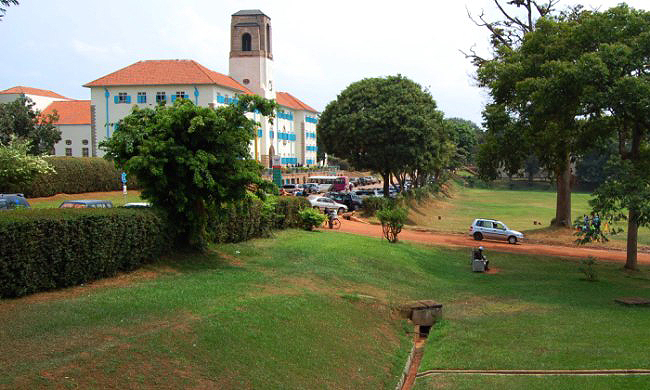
left=0, top=157, right=138, bottom=197
left=208, top=194, right=275, bottom=243
left=361, top=196, right=394, bottom=216
left=0, top=208, right=170, bottom=298
left=273, top=196, right=311, bottom=229
left=579, top=257, right=598, bottom=281
left=376, top=207, right=408, bottom=243
left=299, top=208, right=327, bottom=231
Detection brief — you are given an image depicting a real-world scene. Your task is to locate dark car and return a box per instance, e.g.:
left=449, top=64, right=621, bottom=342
left=0, top=193, right=31, bottom=210
left=326, top=192, right=364, bottom=211
left=59, top=200, right=114, bottom=209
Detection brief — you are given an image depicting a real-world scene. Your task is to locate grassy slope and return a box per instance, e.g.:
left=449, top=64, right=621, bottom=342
left=1, top=230, right=648, bottom=389
left=407, top=183, right=650, bottom=248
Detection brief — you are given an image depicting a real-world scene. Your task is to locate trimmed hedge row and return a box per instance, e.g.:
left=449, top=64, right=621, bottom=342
left=0, top=157, right=138, bottom=198
left=0, top=209, right=170, bottom=298
left=0, top=196, right=311, bottom=298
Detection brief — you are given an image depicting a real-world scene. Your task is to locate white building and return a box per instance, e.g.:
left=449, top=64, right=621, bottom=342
left=83, top=9, right=319, bottom=166
left=0, top=86, right=71, bottom=111
left=0, top=86, right=92, bottom=156
left=41, top=100, right=92, bottom=157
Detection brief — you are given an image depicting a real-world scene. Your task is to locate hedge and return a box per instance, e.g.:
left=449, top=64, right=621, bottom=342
left=0, top=157, right=138, bottom=198
left=0, top=208, right=170, bottom=298
left=208, top=195, right=311, bottom=243
left=0, top=196, right=311, bottom=298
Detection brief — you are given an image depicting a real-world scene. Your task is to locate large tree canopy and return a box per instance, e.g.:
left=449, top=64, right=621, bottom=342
left=317, top=75, right=450, bottom=195
left=100, top=96, right=277, bottom=250
left=444, top=117, right=482, bottom=168
left=0, top=96, right=60, bottom=155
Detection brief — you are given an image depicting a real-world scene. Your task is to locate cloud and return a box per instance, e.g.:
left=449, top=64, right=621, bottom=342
left=71, top=40, right=126, bottom=62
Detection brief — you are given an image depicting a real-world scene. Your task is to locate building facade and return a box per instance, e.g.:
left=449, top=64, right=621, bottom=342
left=83, top=9, right=318, bottom=166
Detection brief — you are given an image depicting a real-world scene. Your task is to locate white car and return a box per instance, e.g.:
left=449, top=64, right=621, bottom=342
left=308, top=196, right=348, bottom=214
left=469, top=218, right=524, bottom=244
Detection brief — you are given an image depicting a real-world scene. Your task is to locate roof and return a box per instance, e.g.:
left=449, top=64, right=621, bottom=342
left=41, top=100, right=91, bottom=125
left=276, top=92, right=318, bottom=113
left=83, top=60, right=252, bottom=94
left=232, top=9, right=268, bottom=17
left=0, top=86, right=69, bottom=99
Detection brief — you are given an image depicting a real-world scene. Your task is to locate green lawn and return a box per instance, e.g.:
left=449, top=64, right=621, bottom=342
left=407, top=183, right=650, bottom=247
left=1, top=230, right=648, bottom=389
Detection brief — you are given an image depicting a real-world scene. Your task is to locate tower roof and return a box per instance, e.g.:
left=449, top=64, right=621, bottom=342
left=232, top=9, right=268, bottom=18
left=0, top=86, right=70, bottom=99
left=83, top=60, right=252, bottom=94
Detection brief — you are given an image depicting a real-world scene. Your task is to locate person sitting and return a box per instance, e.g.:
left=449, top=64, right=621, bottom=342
left=473, top=246, right=489, bottom=271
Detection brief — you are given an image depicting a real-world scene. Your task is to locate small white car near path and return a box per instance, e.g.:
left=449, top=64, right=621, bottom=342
left=469, top=218, right=524, bottom=244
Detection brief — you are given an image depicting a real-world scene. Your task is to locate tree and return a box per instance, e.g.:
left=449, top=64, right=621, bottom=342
left=100, top=96, right=277, bottom=251
left=0, top=0, right=18, bottom=20
left=444, top=117, right=482, bottom=168
left=0, top=96, right=60, bottom=155
left=476, top=8, right=596, bottom=227
left=317, top=75, right=448, bottom=196
left=575, top=5, right=650, bottom=270
left=0, top=137, right=54, bottom=189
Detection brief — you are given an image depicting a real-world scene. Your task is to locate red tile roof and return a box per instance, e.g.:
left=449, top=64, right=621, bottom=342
left=83, top=59, right=252, bottom=93
left=41, top=100, right=91, bottom=125
left=0, top=86, right=70, bottom=99
left=275, top=92, right=318, bottom=113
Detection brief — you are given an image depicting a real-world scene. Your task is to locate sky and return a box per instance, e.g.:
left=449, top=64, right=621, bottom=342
left=2, top=0, right=649, bottom=126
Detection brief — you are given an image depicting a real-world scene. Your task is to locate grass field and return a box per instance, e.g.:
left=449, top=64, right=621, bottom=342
left=406, top=183, right=650, bottom=248
left=1, top=230, right=649, bottom=388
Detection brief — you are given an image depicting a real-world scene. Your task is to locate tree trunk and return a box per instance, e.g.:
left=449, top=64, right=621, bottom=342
left=553, top=156, right=572, bottom=227
left=625, top=209, right=639, bottom=270
left=382, top=172, right=390, bottom=198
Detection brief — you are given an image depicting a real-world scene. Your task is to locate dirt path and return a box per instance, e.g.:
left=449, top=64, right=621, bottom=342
left=332, top=219, right=650, bottom=265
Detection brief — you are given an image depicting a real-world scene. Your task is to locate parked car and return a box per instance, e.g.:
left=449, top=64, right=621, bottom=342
left=469, top=218, right=524, bottom=244
left=354, top=189, right=379, bottom=198
left=123, top=202, right=151, bottom=208
left=303, top=183, right=320, bottom=193
left=308, top=196, right=348, bottom=214
left=326, top=192, right=363, bottom=211
left=0, top=193, right=31, bottom=210
left=281, top=184, right=302, bottom=194
left=59, top=200, right=114, bottom=209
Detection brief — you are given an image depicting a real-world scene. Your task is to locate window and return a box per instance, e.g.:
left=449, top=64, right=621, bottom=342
left=176, top=91, right=186, bottom=99
left=266, top=24, right=271, bottom=52
left=65, top=148, right=72, bottom=156
left=118, top=92, right=128, bottom=103
left=137, top=92, right=147, bottom=104
left=82, top=148, right=89, bottom=157
left=242, top=33, right=252, bottom=51
left=65, top=140, right=72, bottom=145
left=156, top=92, right=166, bottom=103
left=82, top=139, right=89, bottom=145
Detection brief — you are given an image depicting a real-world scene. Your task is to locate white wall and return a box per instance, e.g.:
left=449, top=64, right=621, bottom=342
left=0, top=93, right=68, bottom=111
left=229, top=56, right=274, bottom=99
left=53, top=124, right=92, bottom=157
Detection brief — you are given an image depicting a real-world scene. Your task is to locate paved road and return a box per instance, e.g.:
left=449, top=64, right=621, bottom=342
left=333, top=219, right=650, bottom=265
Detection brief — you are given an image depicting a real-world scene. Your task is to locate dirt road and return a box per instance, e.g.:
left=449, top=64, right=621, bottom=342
left=333, top=219, right=650, bottom=265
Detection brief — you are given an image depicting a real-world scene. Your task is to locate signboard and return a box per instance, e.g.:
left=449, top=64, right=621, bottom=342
left=121, top=172, right=127, bottom=184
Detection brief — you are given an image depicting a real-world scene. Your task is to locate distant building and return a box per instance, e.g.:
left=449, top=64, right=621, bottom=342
left=41, top=100, right=92, bottom=157
left=83, top=9, right=319, bottom=166
left=0, top=86, right=71, bottom=111
left=0, top=86, right=91, bottom=157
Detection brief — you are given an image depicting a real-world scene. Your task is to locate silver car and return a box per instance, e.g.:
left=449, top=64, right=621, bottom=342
left=469, top=218, right=524, bottom=244
left=308, top=196, right=348, bottom=214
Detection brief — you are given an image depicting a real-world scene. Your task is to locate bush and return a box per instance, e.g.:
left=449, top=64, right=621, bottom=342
left=579, top=257, right=598, bottom=282
left=299, top=208, right=327, bottom=231
left=361, top=196, right=395, bottom=216
left=208, top=194, right=275, bottom=243
left=376, top=207, right=408, bottom=243
left=0, top=208, right=170, bottom=298
left=273, top=196, right=311, bottom=229
left=0, top=157, right=138, bottom=198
